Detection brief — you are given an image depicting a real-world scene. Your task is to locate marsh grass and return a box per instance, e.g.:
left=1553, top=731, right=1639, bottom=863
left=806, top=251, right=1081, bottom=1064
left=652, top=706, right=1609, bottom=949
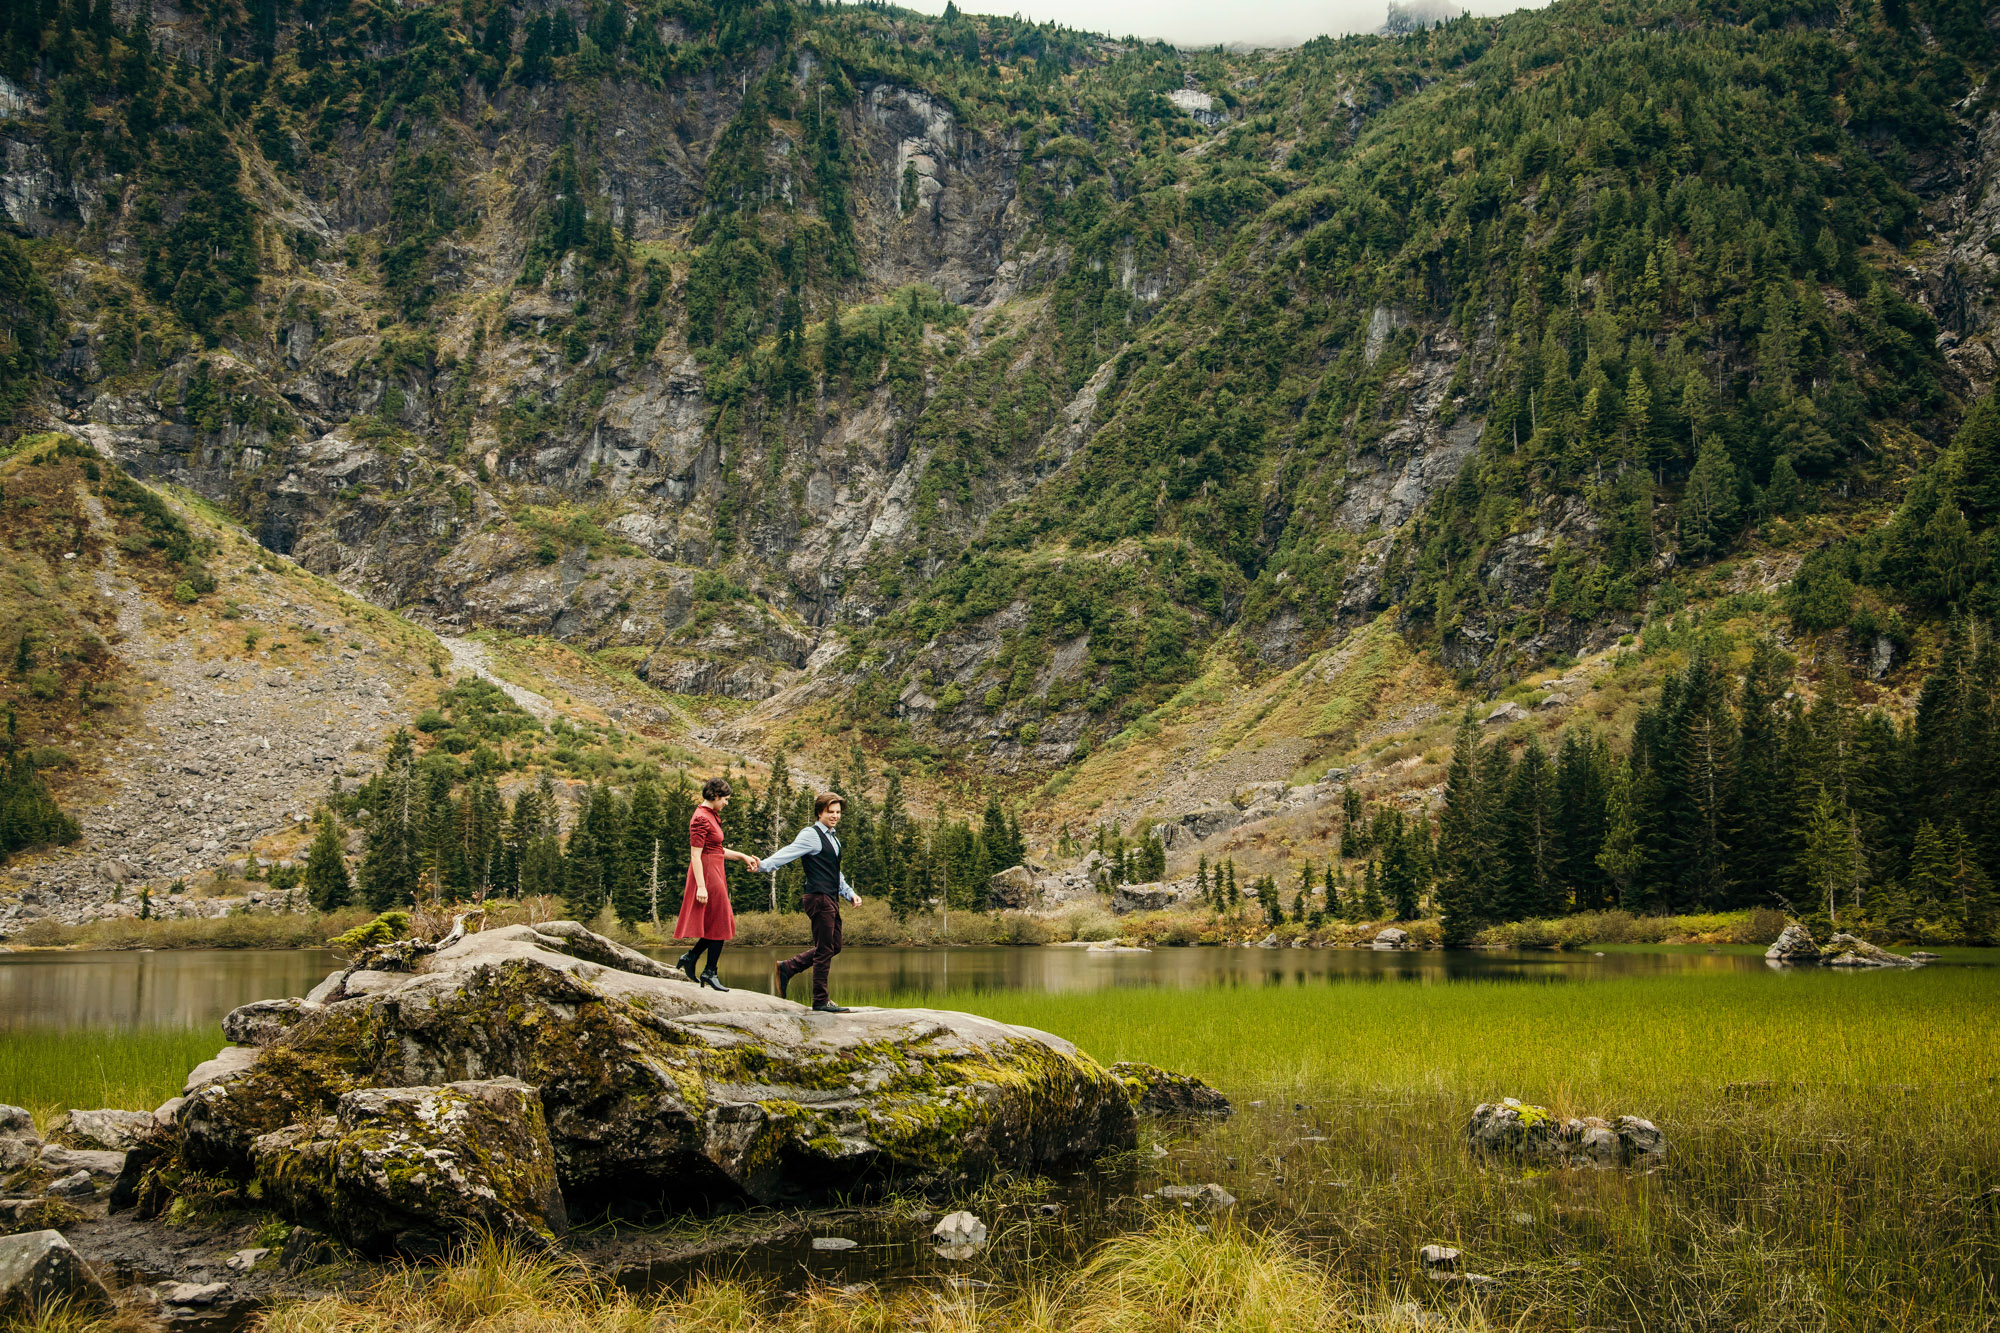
left=0, top=1024, right=216, bottom=1125
left=246, top=1225, right=1478, bottom=1333
left=872, top=967, right=2000, bottom=1330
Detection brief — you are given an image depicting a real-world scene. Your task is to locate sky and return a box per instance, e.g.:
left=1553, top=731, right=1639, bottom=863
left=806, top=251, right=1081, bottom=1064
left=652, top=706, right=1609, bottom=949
left=896, top=0, right=1541, bottom=49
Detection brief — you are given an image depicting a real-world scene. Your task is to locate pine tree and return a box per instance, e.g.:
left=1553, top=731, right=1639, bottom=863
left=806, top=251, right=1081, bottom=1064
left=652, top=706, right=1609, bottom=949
left=1195, top=855, right=1210, bottom=907
left=1555, top=728, right=1612, bottom=910
left=1224, top=859, right=1238, bottom=908
left=1498, top=738, right=1559, bottom=919
left=303, top=809, right=351, bottom=911
left=1680, top=434, right=1740, bottom=560
left=613, top=779, right=662, bottom=928
left=1435, top=712, right=1490, bottom=945
left=1799, top=785, right=1860, bottom=929
left=360, top=732, right=420, bottom=910
left=1323, top=863, right=1340, bottom=919
left=1360, top=860, right=1385, bottom=920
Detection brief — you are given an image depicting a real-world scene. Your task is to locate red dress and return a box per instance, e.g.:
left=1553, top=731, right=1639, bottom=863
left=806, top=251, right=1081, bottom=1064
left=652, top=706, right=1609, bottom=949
left=674, top=805, right=735, bottom=941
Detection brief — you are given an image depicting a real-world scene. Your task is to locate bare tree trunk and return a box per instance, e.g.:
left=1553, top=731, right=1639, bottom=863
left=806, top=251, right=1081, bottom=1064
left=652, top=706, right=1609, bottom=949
left=649, top=839, right=660, bottom=929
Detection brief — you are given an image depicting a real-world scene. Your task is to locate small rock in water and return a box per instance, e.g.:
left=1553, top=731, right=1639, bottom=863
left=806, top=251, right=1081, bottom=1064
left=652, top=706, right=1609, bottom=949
left=1419, top=1244, right=1461, bottom=1271
left=932, top=1211, right=988, bottom=1246
left=159, top=1281, right=231, bottom=1307
left=225, top=1248, right=269, bottom=1271
left=1150, top=1143, right=1170, bottom=1158
left=1034, top=1202, right=1063, bottom=1217
left=1466, top=1098, right=1667, bottom=1169
left=1159, top=1182, right=1237, bottom=1211
left=811, top=1237, right=858, bottom=1252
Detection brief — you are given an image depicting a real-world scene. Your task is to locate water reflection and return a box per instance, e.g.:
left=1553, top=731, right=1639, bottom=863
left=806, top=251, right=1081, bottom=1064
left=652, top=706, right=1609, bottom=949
left=0, top=942, right=1778, bottom=1032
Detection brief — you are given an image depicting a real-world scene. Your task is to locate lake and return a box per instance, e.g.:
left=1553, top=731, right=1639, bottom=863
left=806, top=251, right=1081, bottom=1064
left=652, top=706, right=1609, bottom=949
left=0, top=940, right=1803, bottom=1031
left=2, top=940, right=1994, bottom=1328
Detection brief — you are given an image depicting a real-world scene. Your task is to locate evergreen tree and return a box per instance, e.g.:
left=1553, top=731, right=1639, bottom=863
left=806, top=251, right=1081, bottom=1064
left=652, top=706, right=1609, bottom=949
left=1435, top=714, right=1488, bottom=943
left=1360, top=860, right=1385, bottom=920
left=613, top=778, right=662, bottom=928
left=1323, top=863, right=1341, bottom=919
left=1555, top=728, right=1612, bottom=910
left=360, top=732, right=420, bottom=910
left=1680, top=434, right=1740, bottom=560
left=1498, top=738, right=1559, bottom=919
left=303, top=809, right=351, bottom=911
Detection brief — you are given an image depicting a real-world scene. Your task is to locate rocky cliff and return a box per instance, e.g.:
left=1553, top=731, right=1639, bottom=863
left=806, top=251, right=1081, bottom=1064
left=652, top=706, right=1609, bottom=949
left=2, top=0, right=1998, bottom=803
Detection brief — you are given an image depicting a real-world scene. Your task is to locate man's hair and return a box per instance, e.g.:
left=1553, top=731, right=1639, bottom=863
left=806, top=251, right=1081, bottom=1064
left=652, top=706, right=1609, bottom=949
left=701, top=776, right=733, bottom=802
left=814, top=791, right=844, bottom=818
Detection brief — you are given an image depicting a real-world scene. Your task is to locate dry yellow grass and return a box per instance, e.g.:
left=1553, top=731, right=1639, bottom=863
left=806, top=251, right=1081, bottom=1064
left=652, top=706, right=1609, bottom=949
left=232, top=1225, right=1481, bottom=1333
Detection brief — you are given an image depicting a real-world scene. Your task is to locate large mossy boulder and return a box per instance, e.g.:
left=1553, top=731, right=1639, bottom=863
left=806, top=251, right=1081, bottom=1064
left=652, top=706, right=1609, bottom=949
left=171, top=923, right=1136, bottom=1250
left=253, top=1077, right=566, bottom=1254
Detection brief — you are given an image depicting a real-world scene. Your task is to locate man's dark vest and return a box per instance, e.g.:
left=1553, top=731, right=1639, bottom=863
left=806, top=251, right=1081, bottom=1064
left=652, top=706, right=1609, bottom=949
left=801, top=825, right=842, bottom=897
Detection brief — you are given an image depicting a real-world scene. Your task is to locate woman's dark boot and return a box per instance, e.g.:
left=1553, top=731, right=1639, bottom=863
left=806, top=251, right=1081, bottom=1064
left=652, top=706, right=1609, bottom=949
left=676, top=950, right=698, bottom=981
left=700, top=970, right=731, bottom=992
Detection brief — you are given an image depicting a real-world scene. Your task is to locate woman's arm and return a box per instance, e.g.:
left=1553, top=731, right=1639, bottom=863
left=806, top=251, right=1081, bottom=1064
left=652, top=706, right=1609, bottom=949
left=723, top=848, right=762, bottom=872
left=691, top=835, right=708, bottom=903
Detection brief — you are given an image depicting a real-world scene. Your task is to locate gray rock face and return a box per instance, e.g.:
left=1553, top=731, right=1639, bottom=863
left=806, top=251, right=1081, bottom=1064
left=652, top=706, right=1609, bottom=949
left=222, top=997, right=321, bottom=1046
left=1764, top=923, right=1822, bottom=964
left=168, top=923, right=1136, bottom=1249
left=1372, top=927, right=1411, bottom=950
left=0, top=1108, right=34, bottom=1140
left=0, top=1230, right=112, bottom=1319
left=1112, top=882, right=1182, bottom=914
left=253, top=1077, right=567, bottom=1255
left=1466, top=1098, right=1667, bottom=1169
left=1823, top=932, right=1921, bottom=968
left=50, top=1108, right=157, bottom=1151
left=986, top=865, right=1038, bottom=910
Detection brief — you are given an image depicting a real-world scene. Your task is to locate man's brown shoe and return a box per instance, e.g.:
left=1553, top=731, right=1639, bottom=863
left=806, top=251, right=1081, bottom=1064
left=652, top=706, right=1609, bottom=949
left=775, top=961, right=797, bottom=998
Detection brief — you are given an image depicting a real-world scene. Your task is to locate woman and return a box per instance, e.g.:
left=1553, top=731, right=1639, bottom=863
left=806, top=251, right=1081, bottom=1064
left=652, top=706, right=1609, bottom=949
left=674, top=776, right=758, bottom=991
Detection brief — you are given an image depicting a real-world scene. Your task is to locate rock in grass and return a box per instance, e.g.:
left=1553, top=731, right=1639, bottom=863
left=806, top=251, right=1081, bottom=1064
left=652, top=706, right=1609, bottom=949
left=1765, top=922, right=1822, bottom=964
left=1466, top=1099, right=1666, bottom=1168
left=251, top=1076, right=567, bottom=1256
left=167, top=922, right=1135, bottom=1250
left=51, top=1108, right=158, bottom=1151
left=1419, top=1244, right=1460, bottom=1271
left=932, top=1211, right=988, bottom=1246
left=0, top=1108, right=36, bottom=1141
left=1110, top=1062, right=1233, bottom=1119
left=0, top=1230, right=112, bottom=1320
left=812, top=1236, right=858, bottom=1251
left=1158, top=1182, right=1237, bottom=1210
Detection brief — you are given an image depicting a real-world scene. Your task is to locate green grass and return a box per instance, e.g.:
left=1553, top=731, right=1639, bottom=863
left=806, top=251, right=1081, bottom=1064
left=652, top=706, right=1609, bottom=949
left=0, top=1025, right=218, bottom=1124
left=873, top=968, right=2000, bottom=1331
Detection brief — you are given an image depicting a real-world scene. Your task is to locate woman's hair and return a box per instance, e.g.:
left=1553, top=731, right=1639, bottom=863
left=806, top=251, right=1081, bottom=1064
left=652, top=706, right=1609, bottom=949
left=701, top=776, right=733, bottom=802
left=814, top=791, right=844, bottom=818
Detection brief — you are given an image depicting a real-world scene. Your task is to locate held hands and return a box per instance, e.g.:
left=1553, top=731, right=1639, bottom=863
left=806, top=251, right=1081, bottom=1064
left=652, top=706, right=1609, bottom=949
left=746, top=856, right=762, bottom=873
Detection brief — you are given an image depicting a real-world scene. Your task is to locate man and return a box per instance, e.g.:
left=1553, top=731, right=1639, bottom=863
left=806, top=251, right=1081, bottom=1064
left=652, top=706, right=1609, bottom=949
left=761, top=791, right=861, bottom=1013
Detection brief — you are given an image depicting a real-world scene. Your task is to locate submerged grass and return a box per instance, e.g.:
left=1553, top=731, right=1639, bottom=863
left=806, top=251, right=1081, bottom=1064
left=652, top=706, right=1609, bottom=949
left=242, top=1225, right=1472, bottom=1333
left=0, top=1024, right=215, bottom=1124
left=7, top=956, right=1995, bottom=1329
left=869, top=967, right=2000, bottom=1331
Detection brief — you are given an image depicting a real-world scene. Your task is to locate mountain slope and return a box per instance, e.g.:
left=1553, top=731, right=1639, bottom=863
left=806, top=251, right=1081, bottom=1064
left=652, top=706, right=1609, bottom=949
left=1, top=0, right=1997, bottom=817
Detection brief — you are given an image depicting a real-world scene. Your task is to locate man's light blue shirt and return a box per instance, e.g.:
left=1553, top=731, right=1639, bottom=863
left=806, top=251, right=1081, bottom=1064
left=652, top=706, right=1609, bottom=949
left=761, top=821, right=860, bottom=902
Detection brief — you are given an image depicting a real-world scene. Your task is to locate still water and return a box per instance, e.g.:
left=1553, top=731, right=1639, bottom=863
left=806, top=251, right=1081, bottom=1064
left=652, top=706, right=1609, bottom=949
left=0, top=941, right=1784, bottom=1032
